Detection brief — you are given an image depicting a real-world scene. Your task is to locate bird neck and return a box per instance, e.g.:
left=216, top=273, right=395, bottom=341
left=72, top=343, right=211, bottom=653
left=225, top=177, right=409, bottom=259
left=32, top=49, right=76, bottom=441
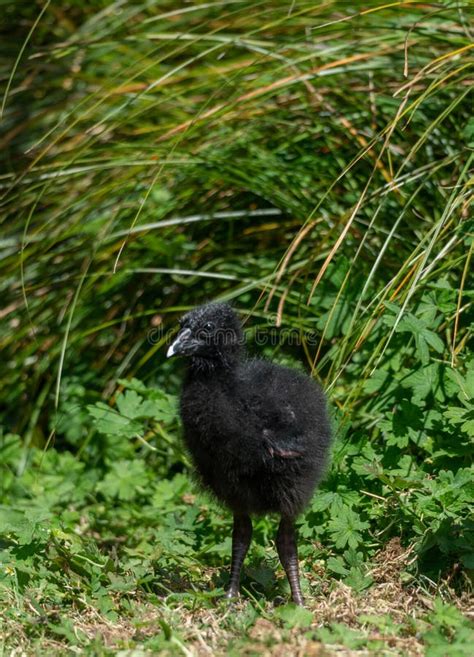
left=187, top=349, right=243, bottom=379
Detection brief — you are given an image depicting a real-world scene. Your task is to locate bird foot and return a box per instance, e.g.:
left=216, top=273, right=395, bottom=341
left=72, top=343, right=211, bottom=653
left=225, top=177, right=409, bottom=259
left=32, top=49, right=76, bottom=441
left=292, top=594, right=305, bottom=607
left=223, top=588, right=240, bottom=602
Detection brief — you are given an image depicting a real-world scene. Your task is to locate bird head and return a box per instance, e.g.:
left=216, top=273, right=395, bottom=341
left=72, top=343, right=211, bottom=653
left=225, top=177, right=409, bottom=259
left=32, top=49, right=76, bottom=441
left=167, top=302, right=244, bottom=368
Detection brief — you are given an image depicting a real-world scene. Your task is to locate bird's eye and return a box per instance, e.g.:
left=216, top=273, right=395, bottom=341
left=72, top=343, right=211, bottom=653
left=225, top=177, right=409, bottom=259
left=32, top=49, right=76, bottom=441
left=203, top=321, right=215, bottom=332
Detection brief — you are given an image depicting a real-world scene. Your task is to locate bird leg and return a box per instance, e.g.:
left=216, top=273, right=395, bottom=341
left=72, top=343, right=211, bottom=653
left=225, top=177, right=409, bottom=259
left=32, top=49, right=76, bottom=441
left=276, top=516, right=304, bottom=606
left=224, top=513, right=252, bottom=599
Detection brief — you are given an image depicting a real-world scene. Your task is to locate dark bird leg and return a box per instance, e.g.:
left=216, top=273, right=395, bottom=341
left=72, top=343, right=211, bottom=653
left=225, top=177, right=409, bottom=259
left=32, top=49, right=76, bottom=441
left=224, top=513, right=252, bottom=599
left=276, top=516, right=304, bottom=606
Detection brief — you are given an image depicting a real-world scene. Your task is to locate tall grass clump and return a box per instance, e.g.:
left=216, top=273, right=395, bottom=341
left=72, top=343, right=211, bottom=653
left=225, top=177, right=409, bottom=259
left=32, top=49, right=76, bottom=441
left=0, top=1, right=473, bottom=654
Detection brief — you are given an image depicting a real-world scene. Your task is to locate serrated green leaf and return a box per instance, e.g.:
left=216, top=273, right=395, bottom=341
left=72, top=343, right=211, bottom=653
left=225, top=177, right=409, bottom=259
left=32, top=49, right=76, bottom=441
left=422, top=329, right=444, bottom=353
left=275, top=604, right=313, bottom=628
left=415, top=333, right=430, bottom=365
left=344, top=566, right=373, bottom=592
left=116, top=390, right=144, bottom=419
left=327, top=556, right=349, bottom=576
left=87, top=402, right=142, bottom=438
left=327, top=507, right=369, bottom=549
left=97, top=460, right=148, bottom=501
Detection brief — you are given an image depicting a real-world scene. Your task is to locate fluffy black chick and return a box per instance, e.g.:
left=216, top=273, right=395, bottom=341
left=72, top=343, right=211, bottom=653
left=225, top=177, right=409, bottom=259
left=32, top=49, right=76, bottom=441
left=167, top=302, right=331, bottom=605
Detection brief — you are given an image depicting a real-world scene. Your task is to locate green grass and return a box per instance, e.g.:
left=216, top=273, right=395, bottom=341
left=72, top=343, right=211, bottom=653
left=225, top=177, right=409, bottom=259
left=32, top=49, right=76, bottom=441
left=1, top=1, right=473, bottom=654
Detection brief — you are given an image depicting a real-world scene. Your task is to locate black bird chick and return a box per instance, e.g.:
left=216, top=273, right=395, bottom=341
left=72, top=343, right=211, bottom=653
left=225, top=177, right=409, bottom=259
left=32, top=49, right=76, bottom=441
left=167, top=302, right=331, bottom=605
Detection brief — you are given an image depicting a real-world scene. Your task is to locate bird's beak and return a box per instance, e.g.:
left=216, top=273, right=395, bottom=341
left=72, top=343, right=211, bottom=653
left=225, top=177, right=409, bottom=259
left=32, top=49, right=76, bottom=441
left=167, top=328, right=192, bottom=358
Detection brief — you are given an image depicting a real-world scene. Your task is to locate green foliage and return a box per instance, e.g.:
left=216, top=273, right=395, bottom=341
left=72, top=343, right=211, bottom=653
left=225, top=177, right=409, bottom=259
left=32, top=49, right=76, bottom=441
left=275, top=604, right=313, bottom=629
left=424, top=600, right=474, bottom=657
left=327, top=504, right=370, bottom=550
left=1, top=0, right=473, bottom=654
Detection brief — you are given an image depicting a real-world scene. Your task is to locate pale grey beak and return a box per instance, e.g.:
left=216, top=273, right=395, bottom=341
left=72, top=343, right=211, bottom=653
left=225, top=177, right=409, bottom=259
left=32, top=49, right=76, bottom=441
left=166, top=342, right=177, bottom=358
left=167, top=328, right=192, bottom=358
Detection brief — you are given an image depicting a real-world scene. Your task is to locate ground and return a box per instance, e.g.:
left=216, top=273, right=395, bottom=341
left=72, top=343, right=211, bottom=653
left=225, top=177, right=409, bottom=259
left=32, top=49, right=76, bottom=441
left=2, top=539, right=472, bottom=656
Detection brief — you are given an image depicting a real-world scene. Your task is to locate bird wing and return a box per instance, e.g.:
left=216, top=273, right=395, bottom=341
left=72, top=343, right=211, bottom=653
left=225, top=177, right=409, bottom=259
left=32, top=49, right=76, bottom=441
left=258, top=400, right=306, bottom=460
left=262, top=429, right=305, bottom=459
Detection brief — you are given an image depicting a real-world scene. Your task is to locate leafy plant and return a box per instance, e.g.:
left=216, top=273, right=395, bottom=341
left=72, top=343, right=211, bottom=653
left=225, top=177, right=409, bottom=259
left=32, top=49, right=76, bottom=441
left=1, top=1, right=473, bottom=654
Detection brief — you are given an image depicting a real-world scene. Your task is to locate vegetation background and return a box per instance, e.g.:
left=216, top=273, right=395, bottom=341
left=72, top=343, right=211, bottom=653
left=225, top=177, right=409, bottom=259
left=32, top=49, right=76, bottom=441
left=1, top=1, right=473, bottom=655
